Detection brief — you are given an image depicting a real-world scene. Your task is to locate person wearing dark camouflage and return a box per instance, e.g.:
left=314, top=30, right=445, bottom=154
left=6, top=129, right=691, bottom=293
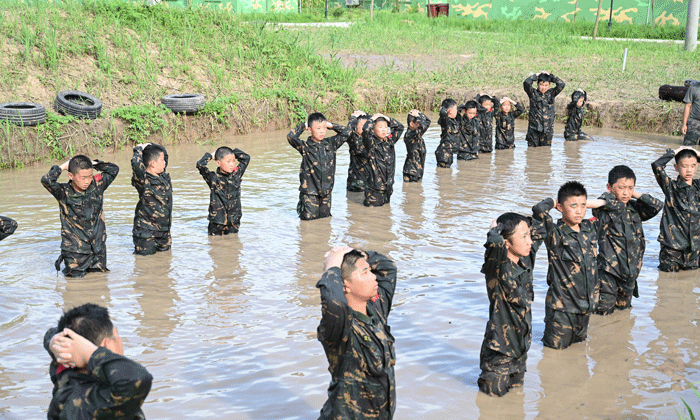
left=681, top=83, right=700, bottom=146
left=316, top=246, right=397, bottom=420
left=347, top=111, right=370, bottom=192
left=362, top=113, right=405, bottom=207
left=478, top=213, right=544, bottom=397
left=523, top=72, right=565, bottom=147
left=0, top=215, right=18, bottom=241
left=533, top=181, right=599, bottom=350
left=197, top=147, right=251, bottom=235
left=494, top=97, right=525, bottom=150
left=588, top=165, right=662, bottom=315
left=475, top=94, right=500, bottom=153
left=457, top=100, right=479, bottom=161
left=652, top=146, right=700, bottom=272
left=288, top=113, right=349, bottom=220
left=564, top=89, right=594, bottom=141
left=132, top=143, right=173, bottom=255
left=41, top=155, right=119, bottom=277
left=402, top=109, right=431, bottom=182
left=44, top=303, right=152, bottom=420
left=435, top=98, right=461, bottom=168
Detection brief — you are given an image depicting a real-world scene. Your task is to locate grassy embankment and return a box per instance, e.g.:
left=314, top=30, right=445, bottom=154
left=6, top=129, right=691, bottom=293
left=0, top=1, right=697, bottom=168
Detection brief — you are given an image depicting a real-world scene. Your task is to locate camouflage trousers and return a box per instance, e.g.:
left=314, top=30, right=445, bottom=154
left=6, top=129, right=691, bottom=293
left=542, top=307, right=590, bottom=350
left=208, top=222, right=239, bottom=236
left=133, top=228, right=171, bottom=255
left=564, top=131, right=594, bottom=141
left=478, top=352, right=526, bottom=397
left=495, top=139, right=515, bottom=150
left=403, top=173, right=421, bottom=182
left=363, top=187, right=392, bottom=207
left=435, top=144, right=455, bottom=168
left=457, top=151, right=478, bottom=161
left=479, top=138, right=493, bottom=153
left=658, top=245, right=700, bottom=272
left=526, top=127, right=553, bottom=147
left=683, top=119, right=700, bottom=146
left=347, top=177, right=366, bottom=192
left=594, top=271, right=637, bottom=315
left=297, top=192, right=331, bottom=220
left=55, top=249, right=108, bottom=278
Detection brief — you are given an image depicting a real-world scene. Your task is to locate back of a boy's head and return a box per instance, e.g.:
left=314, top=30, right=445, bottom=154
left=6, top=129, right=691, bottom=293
left=608, top=165, right=636, bottom=186
left=675, top=148, right=699, bottom=164
left=557, top=180, right=587, bottom=204
left=68, top=155, right=93, bottom=174
left=538, top=73, right=552, bottom=84
left=57, top=303, right=114, bottom=346
left=215, top=146, right=234, bottom=161
left=496, top=212, right=532, bottom=241
left=441, top=98, right=457, bottom=110
left=307, top=112, right=326, bottom=128
left=143, top=144, right=166, bottom=167
left=464, top=100, right=478, bottom=111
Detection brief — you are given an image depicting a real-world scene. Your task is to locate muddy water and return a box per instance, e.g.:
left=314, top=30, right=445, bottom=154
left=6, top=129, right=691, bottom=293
left=1, top=118, right=699, bottom=419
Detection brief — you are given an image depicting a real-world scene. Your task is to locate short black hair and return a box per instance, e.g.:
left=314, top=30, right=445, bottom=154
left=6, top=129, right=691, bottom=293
left=57, top=303, right=114, bottom=346
left=464, top=100, right=478, bottom=111
left=675, top=148, right=699, bottom=164
left=341, top=249, right=367, bottom=282
left=557, top=180, right=587, bottom=205
left=608, top=165, right=636, bottom=186
left=477, top=95, right=492, bottom=105
left=441, top=98, right=457, bottom=110
left=215, top=146, right=235, bottom=161
left=496, top=212, right=532, bottom=242
left=538, top=73, right=552, bottom=84
left=307, top=112, right=326, bottom=128
left=143, top=144, right=167, bottom=168
left=407, top=113, right=418, bottom=125
left=68, top=155, right=93, bottom=174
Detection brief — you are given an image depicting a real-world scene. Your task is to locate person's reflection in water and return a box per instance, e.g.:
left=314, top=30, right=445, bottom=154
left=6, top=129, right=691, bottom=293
left=205, top=234, right=248, bottom=312
left=61, top=272, right=111, bottom=310
left=294, top=218, right=333, bottom=309
left=535, top=344, right=590, bottom=418
left=476, top=383, right=526, bottom=420
left=524, top=146, right=553, bottom=189
left=133, top=252, right=179, bottom=349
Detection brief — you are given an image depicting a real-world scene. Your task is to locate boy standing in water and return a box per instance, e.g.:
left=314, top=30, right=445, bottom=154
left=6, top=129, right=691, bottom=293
left=475, top=94, right=499, bottom=153
left=132, top=143, right=173, bottom=255
left=652, top=146, right=700, bottom=271
left=402, top=109, right=431, bottom=182
left=362, top=113, right=404, bottom=207
left=494, top=97, right=525, bottom=150
left=287, top=113, right=349, bottom=220
left=196, top=146, right=251, bottom=235
left=0, top=216, right=17, bottom=240
left=41, top=155, right=119, bottom=277
left=458, top=100, right=480, bottom=161
left=346, top=110, right=370, bottom=192
left=523, top=71, right=565, bottom=147
left=435, top=98, right=461, bottom=168
left=564, top=89, right=594, bottom=141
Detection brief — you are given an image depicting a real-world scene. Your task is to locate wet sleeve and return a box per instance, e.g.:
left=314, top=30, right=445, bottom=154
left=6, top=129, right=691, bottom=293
left=528, top=219, right=546, bottom=265
left=492, top=97, right=501, bottom=113
left=389, top=118, right=404, bottom=145
left=234, top=149, right=251, bottom=177
left=40, top=165, right=65, bottom=201
left=196, top=153, right=215, bottom=187
left=0, top=216, right=17, bottom=241
left=523, top=74, right=537, bottom=97
left=362, top=119, right=375, bottom=152
left=550, top=75, right=565, bottom=97
left=316, top=267, right=352, bottom=347
left=131, top=146, right=147, bottom=185
left=329, top=123, right=350, bottom=150
left=635, top=193, right=664, bottom=221
left=512, top=103, right=525, bottom=119
left=481, top=227, right=508, bottom=280
left=93, top=161, right=119, bottom=192
left=651, top=149, right=675, bottom=196
left=287, top=123, right=306, bottom=155
left=532, top=198, right=556, bottom=236
left=593, top=192, right=625, bottom=216
left=365, top=251, right=397, bottom=318
left=418, top=112, right=431, bottom=135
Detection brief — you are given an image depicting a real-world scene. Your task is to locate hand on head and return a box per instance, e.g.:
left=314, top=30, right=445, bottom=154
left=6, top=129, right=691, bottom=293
left=371, top=113, right=388, bottom=122
left=351, top=110, right=365, bottom=118
left=50, top=328, right=98, bottom=369
left=326, top=121, right=333, bottom=128
left=408, top=109, right=420, bottom=117
left=323, top=246, right=354, bottom=271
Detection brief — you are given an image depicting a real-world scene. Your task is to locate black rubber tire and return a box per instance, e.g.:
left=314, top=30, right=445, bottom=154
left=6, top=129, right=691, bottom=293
left=161, top=93, right=206, bottom=114
left=54, top=90, right=102, bottom=119
left=0, top=102, right=46, bottom=126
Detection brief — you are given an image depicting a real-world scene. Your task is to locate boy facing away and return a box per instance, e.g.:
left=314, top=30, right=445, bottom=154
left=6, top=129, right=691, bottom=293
left=588, top=165, right=662, bottom=314
left=564, top=89, right=594, bottom=141
left=132, top=143, right=172, bottom=255
left=475, top=94, right=500, bottom=153
left=196, top=146, right=251, bottom=235
left=402, top=109, right=431, bottom=182
left=523, top=71, right=565, bottom=147
left=287, top=112, right=349, bottom=220
left=435, top=98, right=461, bottom=168
left=532, top=181, right=598, bottom=350
left=362, top=113, right=405, bottom=207
left=346, top=110, right=371, bottom=192
left=44, top=303, right=152, bottom=420
left=41, top=155, right=119, bottom=277
left=652, top=146, right=700, bottom=271
left=457, top=100, right=480, bottom=161
left=494, top=97, right=525, bottom=150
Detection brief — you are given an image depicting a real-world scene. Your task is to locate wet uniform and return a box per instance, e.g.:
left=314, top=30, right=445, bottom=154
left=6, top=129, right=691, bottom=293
left=0, top=215, right=18, bottom=240
left=402, top=112, right=431, bottom=182
left=196, top=150, right=251, bottom=235
left=523, top=74, right=565, bottom=147
left=593, top=191, right=662, bottom=313
left=683, top=84, right=700, bottom=146
left=347, top=116, right=371, bottom=192
left=316, top=251, right=397, bottom=420
left=362, top=117, right=405, bottom=207
left=494, top=103, right=525, bottom=149
left=435, top=107, right=461, bottom=168
left=43, top=328, right=152, bottom=420
left=132, top=146, right=173, bottom=255
left=652, top=149, right=700, bottom=271
left=533, top=198, right=599, bottom=350
left=564, top=89, right=593, bottom=141
left=457, top=112, right=479, bottom=161
left=41, top=161, right=119, bottom=277
left=476, top=96, right=500, bottom=153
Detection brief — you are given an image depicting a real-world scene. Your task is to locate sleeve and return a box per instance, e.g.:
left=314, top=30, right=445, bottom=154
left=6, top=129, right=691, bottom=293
left=651, top=149, right=675, bottom=196
left=362, top=119, right=375, bottom=152
left=592, top=192, right=626, bottom=218
left=131, top=146, right=147, bottom=189
left=93, top=161, right=119, bottom=193
left=40, top=165, right=65, bottom=201
left=635, top=193, right=664, bottom=221
left=532, top=198, right=556, bottom=236
left=329, top=123, right=350, bottom=150
left=492, top=97, right=501, bottom=113
left=0, top=216, right=17, bottom=241
left=683, top=86, right=696, bottom=104
left=196, top=153, right=215, bottom=188
left=523, top=74, right=537, bottom=97
left=316, top=267, right=352, bottom=348
left=389, top=118, right=404, bottom=145
left=512, top=102, right=525, bottom=119
left=234, top=149, right=251, bottom=177
left=365, top=251, right=397, bottom=318
left=481, top=226, right=508, bottom=280
left=438, top=107, right=447, bottom=128
left=287, top=122, right=306, bottom=155
left=529, top=218, right=546, bottom=262
left=550, top=75, right=566, bottom=97
left=418, top=112, right=431, bottom=136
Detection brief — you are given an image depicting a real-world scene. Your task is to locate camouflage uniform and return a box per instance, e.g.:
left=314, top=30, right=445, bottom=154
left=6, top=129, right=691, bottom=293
left=132, top=146, right=172, bottom=255
left=564, top=90, right=593, bottom=141
left=402, top=112, right=431, bottom=182
left=478, top=221, right=544, bottom=397
left=0, top=215, right=17, bottom=241
left=494, top=103, right=525, bottom=150
left=347, top=117, right=370, bottom=192
left=475, top=95, right=500, bottom=153
left=523, top=74, right=565, bottom=147
left=316, top=251, right=397, bottom=420
left=593, top=191, right=662, bottom=314
left=683, top=85, right=700, bottom=146
left=652, top=149, right=700, bottom=271
left=41, top=161, right=119, bottom=277
left=435, top=106, right=461, bottom=168
left=533, top=198, right=599, bottom=350
left=196, top=150, right=251, bottom=235
left=362, top=118, right=405, bottom=207
left=457, top=112, right=479, bottom=161
left=43, top=328, right=152, bottom=420
left=288, top=122, right=349, bottom=220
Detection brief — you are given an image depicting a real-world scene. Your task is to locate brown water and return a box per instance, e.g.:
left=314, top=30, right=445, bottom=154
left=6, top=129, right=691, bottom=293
left=1, top=119, right=699, bottom=419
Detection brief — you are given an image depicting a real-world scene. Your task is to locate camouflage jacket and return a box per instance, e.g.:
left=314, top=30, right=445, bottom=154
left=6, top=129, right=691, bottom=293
left=523, top=74, right=565, bottom=133
left=0, top=215, right=18, bottom=241
left=402, top=112, right=431, bottom=177
left=196, top=150, right=250, bottom=226
left=533, top=198, right=599, bottom=314
left=132, top=146, right=172, bottom=232
left=436, top=107, right=461, bottom=156
left=41, top=161, right=119, bottom=254
left=316, top=251, right=397, bottom=420
left=347, top=117, right=370, bottom=186
left=564, top=91, right=586, bottom=139
left=475, top=96, right=500, bottom=150
left=43, top=328, right=152, bottom=420
left=362, top=118, right=405, bottom=192
left=458, top=114, right=479, bottom=154
left=494, top=103, right=525, bottom=149
left=593, top=191, right=662, bottom=280
left=287, top=122, right=349, bottom=196
left=480, top=221, right=544, bottom=361
left=652, top=149, right=700, bottom=251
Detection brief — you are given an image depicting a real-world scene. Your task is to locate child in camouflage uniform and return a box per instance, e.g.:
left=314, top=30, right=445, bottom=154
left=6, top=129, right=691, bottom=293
left=457, top=101, right=479, bottom=161
left=523, top=71, right=566, bottom=147
left=402, top=109, right=431, bottom=182
left=475, top=94, right=499, bottom=153
left=41, top=155, right=119, bottom=277
left=132, top=143, right=173, bottom=255
left=435, top=98, right=460, bottom=168
left=346, top=110, right=370, bottom=192
left=362, top=113, right=405, bottom=207
left=196, top=146, right=251, bottom=235
left=564, top=89, right=594, bottom=141
left=0, top=215, right=17, bottom=240
left=494, top=97, right=525, bottom=150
